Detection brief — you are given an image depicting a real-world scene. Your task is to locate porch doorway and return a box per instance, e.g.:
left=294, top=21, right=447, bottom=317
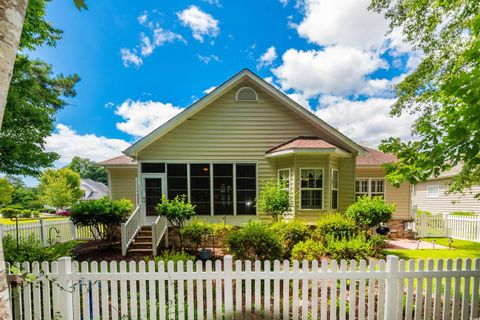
left=142, top=174, right=166, bottom=217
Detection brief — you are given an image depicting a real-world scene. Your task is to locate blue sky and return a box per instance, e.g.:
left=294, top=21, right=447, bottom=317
left=33, top=0, right=417, bottom=170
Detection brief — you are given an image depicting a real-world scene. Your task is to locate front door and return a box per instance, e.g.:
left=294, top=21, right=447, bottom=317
left=142, top=175, right=166, bottom=216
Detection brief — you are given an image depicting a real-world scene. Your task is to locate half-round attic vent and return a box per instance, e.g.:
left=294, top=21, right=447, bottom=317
left=235, top=86, right=258, bottom=101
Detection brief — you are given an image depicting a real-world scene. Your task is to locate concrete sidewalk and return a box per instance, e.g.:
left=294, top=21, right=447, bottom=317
left=387, top=239, right=450, bottom=250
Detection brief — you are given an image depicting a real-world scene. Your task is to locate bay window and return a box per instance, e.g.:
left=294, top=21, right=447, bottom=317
left=331, top=169, right=339, bottom=210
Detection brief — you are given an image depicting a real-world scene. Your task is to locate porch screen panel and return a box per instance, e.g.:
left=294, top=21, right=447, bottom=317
left=213, top=164, right=233, bottom=215
left=190, top=163, right=211, bottom=215
left=236, top=163, right=256, bottom=215
left=167, top=164, right=188, bottom=200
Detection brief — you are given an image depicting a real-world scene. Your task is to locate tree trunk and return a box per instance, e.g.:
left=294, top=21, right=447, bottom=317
left=0, top=0, right=28, bottom=130
left=0, top=1, right=28, bottom=317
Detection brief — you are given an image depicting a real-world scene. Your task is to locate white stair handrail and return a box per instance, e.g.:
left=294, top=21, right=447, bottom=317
left=121, top=206, right=142, bottom=256
left=152, top=216, right=168, bottom=256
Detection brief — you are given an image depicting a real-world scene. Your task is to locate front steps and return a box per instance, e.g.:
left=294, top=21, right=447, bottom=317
left=128, top=226, right=153, bottom=254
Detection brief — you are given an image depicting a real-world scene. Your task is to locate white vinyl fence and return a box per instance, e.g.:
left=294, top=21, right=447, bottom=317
left=6, top=256, right=480, bottom=320
left=410, top=213, right=480, bottom=242
left=0, top=219, right=95, bottom=245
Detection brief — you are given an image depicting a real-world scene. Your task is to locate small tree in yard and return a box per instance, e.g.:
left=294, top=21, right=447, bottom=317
left=70, top=197, right=132, bottom=244
left=39, top=168, right=83, bottom=209
left=0, top=178, right=13, bottom=207
left=345, top=196, right=395, bottom=231
left=155, top=195, right=196, bottom=249
left=257, top=180, right=292, bottom=222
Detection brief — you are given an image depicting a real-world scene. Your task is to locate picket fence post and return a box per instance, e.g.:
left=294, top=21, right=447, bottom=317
left=69, top=222, right=77, bottom=241
left=0, top=224, right=4, bottom=239
left=223, top=255, right=234, bottom=319
left=57, top=257, right=74, bottom=320
left=384, top=255, right=400, bottom=320
left=39, top=219, right=47, bottom=245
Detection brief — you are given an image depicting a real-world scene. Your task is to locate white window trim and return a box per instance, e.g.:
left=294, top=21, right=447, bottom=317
left=331, top=168, right=339, bottom=210
left=138, top=160, right=258, bottom=216
left=427, top=185, right=440, bottom=198
left=299, top=167, right=324, bottom=210
left=355, top=177, right=386, bottom=198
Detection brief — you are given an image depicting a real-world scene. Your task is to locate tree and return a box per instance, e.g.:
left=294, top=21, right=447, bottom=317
left=345, top=196, right=395, bottom=231
left=0, top=178, right=13, bottom=207
left=39, top=168, right=82, bottom=209
left=369, top=0, right=480, bottom=194
left=67, top=156, right=108, bottom=184
left=7, top=176, right=39, bottom=209
left=256, top=180, right=292, bottom=222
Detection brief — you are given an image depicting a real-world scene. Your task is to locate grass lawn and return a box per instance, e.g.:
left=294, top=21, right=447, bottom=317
left=0, top=215, right=68, bottom=225
left=385, top=237, right=480, bottom=260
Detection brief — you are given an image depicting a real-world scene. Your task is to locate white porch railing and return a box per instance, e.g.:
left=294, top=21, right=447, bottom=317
left=120, top=206, right=142, bottom=256
left=151, top=216, right=168, bottom=256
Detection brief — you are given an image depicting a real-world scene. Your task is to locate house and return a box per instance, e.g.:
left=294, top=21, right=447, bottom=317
left=99, top=69, right=411, bottom=225
left=412, top=165, right=480, bottom=215
left=80, top=179, right=109, bottom=201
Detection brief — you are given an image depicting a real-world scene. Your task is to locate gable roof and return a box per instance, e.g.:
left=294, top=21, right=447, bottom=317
left=97, top=155, right=137, bottom=166
left=265, top=136, right=350, bottom=158
left=123, top=69, right=367, bottom=157
left=356, top=147, right=397, bottom=166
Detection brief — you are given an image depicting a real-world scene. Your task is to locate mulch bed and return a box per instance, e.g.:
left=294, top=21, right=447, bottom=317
left=72, top=240, right=228, bottom=262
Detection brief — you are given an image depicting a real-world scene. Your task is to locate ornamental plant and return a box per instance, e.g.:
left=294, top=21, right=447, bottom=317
left=155, top=195, right=196, bottom=248
left=70, top=197, right=132, bottom=243
left=181, top=219, right=213, bottom=250
left=270, top=220, right=311, bottom=257
left=313, top=213, right=357, bottom=243
left=256, top=179, right=292, bottom=222
left=345, top=196, right=395, bottom=231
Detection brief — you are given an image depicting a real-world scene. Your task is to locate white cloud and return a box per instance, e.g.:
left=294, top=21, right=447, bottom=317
left=115, top=100, right=184, bottom=137
left=120, top=48, right=143, bottom=67
left=177, top=6, right=219, bottom=42
left=257, top=46, right=278, bottom=69
left=140, top=34, right=154, bottom=56
left=197, top=54, right=220, bottom=64
left=287, top=93, right=311, bottom=110
left=272, top=47, right=387, bottom=97
left=315, top=96, right=416, bottom=145
left=296, top=0, right=389, bottom=50
left=203, top=86, right=217, bottom=94
left=45, top=124, right=131, bottom=165
left=137, top=12, right=148, bottom=25
left=153, top=28, right=186, bottom=46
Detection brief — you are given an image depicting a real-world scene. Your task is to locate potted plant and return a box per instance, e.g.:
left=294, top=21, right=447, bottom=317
left=375, top=223, right=391, bottom=236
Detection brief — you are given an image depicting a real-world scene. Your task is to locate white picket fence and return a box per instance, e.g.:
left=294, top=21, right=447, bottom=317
left=410, top=213, right=480, bottom=242
left=6, top=256, right=480, bottom=320
left=0, top=219, right=95, bottom=245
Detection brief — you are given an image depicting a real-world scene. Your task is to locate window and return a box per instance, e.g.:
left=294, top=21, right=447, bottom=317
left=427, top=186, right=439, bottom=198
left=331, top=169, right=339, bottom=210
left=213, top=164, right=233, bottom=215
left=235, top=87, right=258, bottom=101
left=190, top=164, right=211, bottom=215
left=370, top=179, right=385, bottom=198
left=355, top=178, right=385, bottom=199
left=236, top=163, right=256, bottom=215
left=278, top=169, right=290, bottom=191
left=141, top=162, right=165, bottom=173
left=300, top=168, right=323, bottom=209
left=167, top=164, right=188, bottom=200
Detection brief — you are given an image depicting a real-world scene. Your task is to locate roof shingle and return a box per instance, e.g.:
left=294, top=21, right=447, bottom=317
left=356, top=147, right=397, bottom=165
left=98, top=155, right=136, bottom=166
left=266, top=137, right=343, bottom=154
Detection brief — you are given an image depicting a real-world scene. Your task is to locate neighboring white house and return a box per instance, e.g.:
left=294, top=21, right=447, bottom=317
left=412, top=165, right=480, bottom=214
left=80, top=179, right=109, bottom=201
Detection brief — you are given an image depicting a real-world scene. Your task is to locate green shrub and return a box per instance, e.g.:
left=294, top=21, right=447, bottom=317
left=211, top=223, right=235, bottom=250
left=227, top=221, right=283, bottom=261
left=369, top=235, right=388, bottom=251
left=314, top=214, right=357, bottom=242
left=145, top=250, right=196, bottom=270
left=32, top=210, right=40, bottom=217
left=20, top=209, right=32, bottom=218
left=450, top=211, right=477, bottom=216
left=417, top=209, right=432, bottom=216
left=0, top=208, right=20, bottom=218
left=70, top=197, right=132, bottom=243
left=181, top=219, right=213, bottom=250
left=256, top=180, right=292, bottom=222
left=291, top=239, right=325, bottom=261
left=270, top=220, right=311, bottom=257
left=345, top=196, right=395, bottom=230
left=324, top=234, right=375, bottom=260
left=2, top=235, right=78, bottom=264
left=155, top=195, right=196, bottom=248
